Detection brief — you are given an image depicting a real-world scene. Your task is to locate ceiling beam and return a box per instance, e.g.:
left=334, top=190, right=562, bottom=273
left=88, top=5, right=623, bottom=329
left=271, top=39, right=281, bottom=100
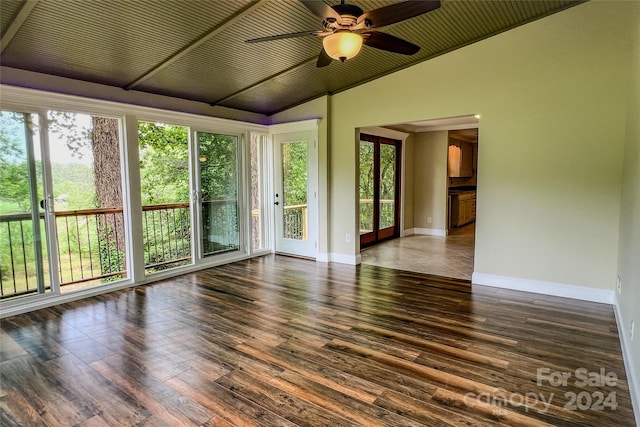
left=1, top=0, right=39, bottom=54
left=209, top=56, right=317, bottom=106
left=125, top=0, right=267, bottom=90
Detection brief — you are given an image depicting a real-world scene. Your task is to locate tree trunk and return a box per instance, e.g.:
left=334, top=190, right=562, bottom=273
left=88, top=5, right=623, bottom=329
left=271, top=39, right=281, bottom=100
left=92, top=117, right=126, bottom=262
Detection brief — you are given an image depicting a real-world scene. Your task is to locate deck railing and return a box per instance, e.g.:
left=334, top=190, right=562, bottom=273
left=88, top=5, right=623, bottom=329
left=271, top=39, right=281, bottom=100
left=283, top=204, right=307, bottom=240
left=143, top=203, right=191, bottom=270
left=1, top=202, right=194, bottom=299
left=0, top=199, right=296, bottom=299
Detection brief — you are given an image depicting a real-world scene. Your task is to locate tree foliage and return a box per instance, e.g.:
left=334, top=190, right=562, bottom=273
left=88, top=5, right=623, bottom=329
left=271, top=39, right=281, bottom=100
left=199, top=132, right=238, bottom=201
left=0, top=111, right=31, bottom=211
left=282, top=141, right=307, bottom=206
left=138, top=121, right=189, bottom=204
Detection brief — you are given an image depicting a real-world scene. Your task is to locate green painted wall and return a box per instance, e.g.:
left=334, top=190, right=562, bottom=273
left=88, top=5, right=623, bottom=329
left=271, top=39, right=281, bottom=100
left=616, top=0, right=640, bottom=412
left=328, top=1, right=634, bottom=290
left=413, top=131, right=448, bottom=232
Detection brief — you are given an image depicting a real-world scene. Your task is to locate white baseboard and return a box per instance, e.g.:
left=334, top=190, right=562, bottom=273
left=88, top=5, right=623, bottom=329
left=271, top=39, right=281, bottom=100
left=473, top=273, right=637, bottom=424
left=316, top=252, right=330, bottom=263
left=328, top=253, right=361, bottom=265
left=614, top=295, right=640, bottom=425
left=414, top=227, right=447, bottom=237
left=471, top=272, right=616, bottom=304
left=402, top=228, right=415, bottom=237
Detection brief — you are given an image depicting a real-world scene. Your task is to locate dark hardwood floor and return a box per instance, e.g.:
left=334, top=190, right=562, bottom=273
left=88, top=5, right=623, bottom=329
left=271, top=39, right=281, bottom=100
left=0, top=255, right=635, bottom=426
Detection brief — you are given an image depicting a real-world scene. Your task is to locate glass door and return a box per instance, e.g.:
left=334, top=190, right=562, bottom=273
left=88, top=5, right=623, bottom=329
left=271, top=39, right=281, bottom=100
left=138, top=121, right=193, bottom=274
left=196, top=131, right=240, bottom=257
left=47, top=110, right=129, bottom=292
left=273, top=130, right=317, bottom=258
left=0, top=110, right=50, bottom=300
left=1, top=108, right=132, bottom=300
left=359, top=133, right=401, bottom=248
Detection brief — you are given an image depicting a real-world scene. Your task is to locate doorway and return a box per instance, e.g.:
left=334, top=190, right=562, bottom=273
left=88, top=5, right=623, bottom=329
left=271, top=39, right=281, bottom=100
left=273, top=130, right=317, bottom=258
left=359, top=133, right=401, bottom=249
left=359, top=116, right=479, bottom=280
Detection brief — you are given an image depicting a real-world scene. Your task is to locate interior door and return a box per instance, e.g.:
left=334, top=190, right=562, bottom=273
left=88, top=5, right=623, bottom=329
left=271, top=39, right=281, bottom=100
left=273, top=130, right=317, bottom=258
left=359, top=133, right=401, bottom=248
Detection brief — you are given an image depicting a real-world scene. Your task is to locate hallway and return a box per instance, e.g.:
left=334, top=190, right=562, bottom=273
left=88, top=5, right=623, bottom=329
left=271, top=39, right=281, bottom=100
left=360, top=223, right=475, bottom=280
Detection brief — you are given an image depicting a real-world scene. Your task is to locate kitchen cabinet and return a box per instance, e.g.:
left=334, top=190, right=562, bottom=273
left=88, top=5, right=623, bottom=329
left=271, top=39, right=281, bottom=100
left=450, top=191, right=476, bottom=227
left=448, top=141, right=474, bottom=178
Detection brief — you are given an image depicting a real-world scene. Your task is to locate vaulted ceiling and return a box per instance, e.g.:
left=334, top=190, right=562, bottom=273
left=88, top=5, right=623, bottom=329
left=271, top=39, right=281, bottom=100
left=1, top=0, right=582, bottom=116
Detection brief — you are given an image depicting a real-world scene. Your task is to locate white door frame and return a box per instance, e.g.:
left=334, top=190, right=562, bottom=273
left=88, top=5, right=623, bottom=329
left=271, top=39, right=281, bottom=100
left=269, top=120, right=319, bottom=259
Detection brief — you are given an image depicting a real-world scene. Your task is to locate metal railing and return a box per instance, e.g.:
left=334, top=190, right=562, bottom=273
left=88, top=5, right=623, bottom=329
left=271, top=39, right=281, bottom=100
left=0, top=202, right=195, bottom=299
left=0, top=212, right=48, bottom=298
left=143, top=203, right=191, bottom=271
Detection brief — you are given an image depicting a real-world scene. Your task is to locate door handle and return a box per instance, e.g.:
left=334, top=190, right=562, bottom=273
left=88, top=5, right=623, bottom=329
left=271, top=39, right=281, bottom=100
left=274, top=201, right=279, bottom=206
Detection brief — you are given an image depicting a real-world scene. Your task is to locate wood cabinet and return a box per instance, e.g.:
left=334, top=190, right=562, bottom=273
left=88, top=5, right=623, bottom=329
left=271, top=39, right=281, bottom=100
left=449, top=191, right=476, bottom=227
left=448, top=141, right=474, bottom=177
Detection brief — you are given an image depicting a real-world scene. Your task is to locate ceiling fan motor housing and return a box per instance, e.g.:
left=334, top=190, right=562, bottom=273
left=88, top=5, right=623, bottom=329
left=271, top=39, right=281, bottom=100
left=325, top=3, right=366, bottom=30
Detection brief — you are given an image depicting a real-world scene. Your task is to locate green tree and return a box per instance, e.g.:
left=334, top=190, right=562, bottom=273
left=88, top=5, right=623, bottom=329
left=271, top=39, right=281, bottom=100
left=282, top=141, right=307, bottom=206
left=138, top=121, right=189, bottom=204
left=0, top=112, right=30, bottom=212
left=199, top=133, right=238, bottom=201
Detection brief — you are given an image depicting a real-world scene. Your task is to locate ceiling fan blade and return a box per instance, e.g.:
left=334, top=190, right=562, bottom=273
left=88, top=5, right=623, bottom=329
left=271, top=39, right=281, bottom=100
left=357, top=0, right=441, bottom=28
left=362, top=31, right=421, bottom=55
left=299, top=0, right=342, bottom=21
left=316, top=47, right=333, bottom=67
left=246, top=30, right=324, bottom=43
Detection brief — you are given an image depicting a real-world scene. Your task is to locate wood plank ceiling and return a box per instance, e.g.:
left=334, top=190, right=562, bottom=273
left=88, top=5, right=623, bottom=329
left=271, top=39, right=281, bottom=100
left=0, top=0, right=583, bottom=116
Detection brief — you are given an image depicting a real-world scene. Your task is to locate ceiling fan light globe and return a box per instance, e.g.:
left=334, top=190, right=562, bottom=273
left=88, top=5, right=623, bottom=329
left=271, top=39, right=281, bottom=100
left=323, top=31, right=363, bottom=61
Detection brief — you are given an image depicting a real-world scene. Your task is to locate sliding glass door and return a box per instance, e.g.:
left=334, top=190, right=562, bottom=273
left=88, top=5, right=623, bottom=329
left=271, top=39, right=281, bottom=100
left=196, top=131, right=241, bottom=257
left=1, top=108, right=130, bottom=300
left=359, top=133, right=401, bottom=248
left=138, top=121, right=192, bottom=274
left=0, top=110, right=50, bottom=300
left=48, top=111, right=129, bottom=292
left=1, top=86, right=273, bottom=311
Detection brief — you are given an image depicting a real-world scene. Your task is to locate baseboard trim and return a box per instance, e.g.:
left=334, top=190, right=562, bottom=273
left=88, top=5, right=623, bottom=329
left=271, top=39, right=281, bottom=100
left=414, top=227, right=447, bottom=237
left=316, top=252, right=330, bottom=263
left=471, top=272, right=616, bottom=304
left=614, top=295, right=640, bottom=425
left=402, top=228, right=415, bottom=237
left=329, top=253, right=361, bottom=265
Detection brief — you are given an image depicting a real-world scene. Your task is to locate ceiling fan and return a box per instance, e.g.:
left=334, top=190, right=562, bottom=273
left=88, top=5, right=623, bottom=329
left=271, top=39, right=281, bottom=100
left=246, top=0, right=441, bottom=67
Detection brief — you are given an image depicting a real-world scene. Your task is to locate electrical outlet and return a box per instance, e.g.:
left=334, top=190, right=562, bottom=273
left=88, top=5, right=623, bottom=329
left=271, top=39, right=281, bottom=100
left=616, top=276, right=622, bottom=295
left=345, top=233, right=351, bottom=243
left=427, top=217, right=432, bottom=224
left=631, top=320, right=635, bottom=340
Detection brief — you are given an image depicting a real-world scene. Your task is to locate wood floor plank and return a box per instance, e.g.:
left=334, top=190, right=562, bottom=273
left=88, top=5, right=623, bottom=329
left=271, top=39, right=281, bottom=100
left=90, top=358, right=212, bottom=426
left=43, top=353, right=150, bottom=426
left=1, top=355, right=93, bottom=425
left=165, top=375, right=296, bottom=427
left=0, top=255, right=635, bottom=426
left=214, top=370, right=358, bottom=427
left=236, top=342, right=384, bottom=404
